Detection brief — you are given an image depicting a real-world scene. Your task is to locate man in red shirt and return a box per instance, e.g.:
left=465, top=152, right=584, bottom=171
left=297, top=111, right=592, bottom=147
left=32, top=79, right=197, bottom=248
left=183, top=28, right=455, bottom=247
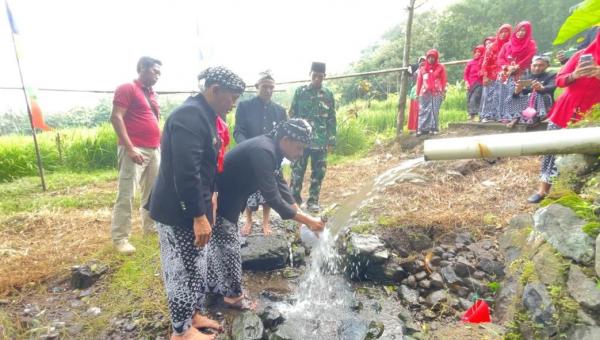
left=110, top=56, right=162, bottom=254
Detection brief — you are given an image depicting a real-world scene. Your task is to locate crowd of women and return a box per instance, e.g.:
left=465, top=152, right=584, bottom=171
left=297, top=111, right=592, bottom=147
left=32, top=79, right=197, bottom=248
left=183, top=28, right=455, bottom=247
left=408, top=22, right=600, bottom=203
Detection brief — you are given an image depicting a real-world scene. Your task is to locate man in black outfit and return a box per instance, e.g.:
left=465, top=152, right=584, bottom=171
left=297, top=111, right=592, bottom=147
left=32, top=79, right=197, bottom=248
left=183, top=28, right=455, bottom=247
left=148, top=66, right=245, bottom=340
left=234, top=71, right=287, bottom=236
left=204, top=119, right=326, bottom=310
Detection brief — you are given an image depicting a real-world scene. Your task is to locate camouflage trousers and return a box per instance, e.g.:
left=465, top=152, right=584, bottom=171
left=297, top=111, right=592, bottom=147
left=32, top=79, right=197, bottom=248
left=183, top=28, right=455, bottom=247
left=290, top=148, right=327, bottom=205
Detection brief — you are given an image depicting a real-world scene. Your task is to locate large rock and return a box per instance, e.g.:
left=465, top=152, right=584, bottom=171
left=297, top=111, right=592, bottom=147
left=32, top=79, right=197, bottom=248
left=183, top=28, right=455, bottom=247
left=70, top=261, right=108, bottom=289
left=399, top=285, right=419, bottom=306
left=346, top=234, right=389, bottom=281
left=231, top=311, right=264, bottom=340
left=259, top=306, right=285, bottom=330
left=477, top=258, right=505, bottom=277
left=555, top=154, right=598, bottom=176
left=241, top=235, right=289, bottom=271
left=532, top=243, right=566, bottom=286
left=567, top=265, right=600, bottom=312
left=522, top=282, right=557, bottom=337
left=567, top=326, right=600, bottom=340
left=337, top=319, right=368, bottom=340
left=533, top=204, right=595, bottom=263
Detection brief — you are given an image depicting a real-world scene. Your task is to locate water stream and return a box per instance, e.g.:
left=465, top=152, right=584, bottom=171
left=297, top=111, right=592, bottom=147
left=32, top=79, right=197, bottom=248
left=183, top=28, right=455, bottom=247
left=272, top=157, right=426, bottom=338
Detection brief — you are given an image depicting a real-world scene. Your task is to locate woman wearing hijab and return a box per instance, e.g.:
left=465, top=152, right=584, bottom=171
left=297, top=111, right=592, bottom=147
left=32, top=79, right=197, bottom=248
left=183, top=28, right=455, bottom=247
left=407, top=56, right=425, bottom=131
left=464, top=45, right=486, bottom=120
left=527, top=31, right=600, bottom=203
left=416, top=49, right=447, bottom=136
left=496, top=21, right=538, bottom=122
left=480, top=24, right=512, bottom=122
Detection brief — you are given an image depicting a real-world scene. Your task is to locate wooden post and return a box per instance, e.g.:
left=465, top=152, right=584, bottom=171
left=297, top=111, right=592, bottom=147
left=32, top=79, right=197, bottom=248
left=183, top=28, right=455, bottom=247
left=396, top=0, right=417, bottom=139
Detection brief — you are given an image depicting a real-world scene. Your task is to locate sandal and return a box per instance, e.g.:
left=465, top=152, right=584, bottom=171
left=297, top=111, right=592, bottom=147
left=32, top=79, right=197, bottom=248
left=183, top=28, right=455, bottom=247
left=222, top=295, right=257, bottom=311
left=527, top=193, right=545, bottom=204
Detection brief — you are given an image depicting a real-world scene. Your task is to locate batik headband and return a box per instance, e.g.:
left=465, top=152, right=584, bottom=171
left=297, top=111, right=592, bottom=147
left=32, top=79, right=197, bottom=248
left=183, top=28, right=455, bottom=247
left=271, top=118, right=312, bottom=145
left=198, top=66, right=246, bottom=94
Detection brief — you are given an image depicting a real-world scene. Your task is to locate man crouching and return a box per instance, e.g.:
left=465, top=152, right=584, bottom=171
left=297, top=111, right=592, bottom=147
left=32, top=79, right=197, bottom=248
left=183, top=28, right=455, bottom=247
left=204, top=119, right=325, bottom=309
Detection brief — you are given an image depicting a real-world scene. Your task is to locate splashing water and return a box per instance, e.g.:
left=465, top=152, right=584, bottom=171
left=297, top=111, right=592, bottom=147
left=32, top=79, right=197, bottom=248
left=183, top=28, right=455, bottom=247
left=273, top=157, right=426, bottom=338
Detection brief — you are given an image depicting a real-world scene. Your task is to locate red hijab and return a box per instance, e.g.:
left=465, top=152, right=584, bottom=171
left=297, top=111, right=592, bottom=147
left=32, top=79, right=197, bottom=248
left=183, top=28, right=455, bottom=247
left=417, top=49, right=447, bottom=94
left=474, top=45, right=486, bottom=64
left=548, top=31, right=600, bottom=128
left=482, top=24, right=512, bottom=80
left=499, top=21, right=537, bottom=69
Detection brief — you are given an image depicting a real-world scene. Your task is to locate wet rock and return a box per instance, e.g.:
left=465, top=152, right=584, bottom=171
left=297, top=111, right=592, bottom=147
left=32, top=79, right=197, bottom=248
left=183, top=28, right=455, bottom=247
left=522, top=282, right=556, bottom=335
left=259, top=306, right=284, bottom=330
left=337, top=319, right=369, bottom=340
left=260, top=289, right=286, bottom=302
left=429, top=272, right=444, bottom=289
left=567, top=326, right=600, bottom=340
left=477, top=258, right=504, bottom=277
left=366, top=321, right=384, bottom=339
left=440, top=266, right=462, bottom=285
left=533, top=204, right=595, bottom=263
left=567, top=264, right=600, bottom=312
left=292, top=245, right=305, bottom=266
left=346, top=234, right=389, bottom=281
left=350, top=300, right=364, bottom=312
left=399, top=285, right=420, bottom=306
left=231, top=311, right=264, bottom=340
left=70, top=261, right=108, bottom=289
left=241, top=235, right=289, bottom=271
left=267, top=322, right=297, bottom=340
left=453, top=260, right=476, bottom=278
left=425, top=290, right=447, bottom=307
left=383, top=263, right=408, bottom=282
left=455, top=232, right=474, bottom=245
left=370, top=302, right=383, bottom=313
left=282, top=267, right=301, bottom=279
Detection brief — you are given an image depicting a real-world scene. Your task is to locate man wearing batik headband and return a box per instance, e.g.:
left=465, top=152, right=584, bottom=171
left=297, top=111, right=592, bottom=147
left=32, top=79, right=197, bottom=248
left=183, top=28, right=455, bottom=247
left=148, top=66, right=245, bottom=340
left=203, top=118, right=325, bottom=310
left=234, top=71, right=287, bottom=237
left=289, top=61, right=337, bottom=213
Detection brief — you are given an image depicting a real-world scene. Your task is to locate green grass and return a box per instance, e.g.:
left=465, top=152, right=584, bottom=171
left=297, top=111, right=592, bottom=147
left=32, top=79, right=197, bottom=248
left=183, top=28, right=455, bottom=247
left=0, top=169, right=117, bottom=216
left=79, top=235, right=168, bottom=337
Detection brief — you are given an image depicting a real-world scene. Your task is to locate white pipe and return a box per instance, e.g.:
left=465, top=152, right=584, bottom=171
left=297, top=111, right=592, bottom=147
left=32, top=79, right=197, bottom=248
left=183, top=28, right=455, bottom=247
left=424, top=127, right=600, bottom=161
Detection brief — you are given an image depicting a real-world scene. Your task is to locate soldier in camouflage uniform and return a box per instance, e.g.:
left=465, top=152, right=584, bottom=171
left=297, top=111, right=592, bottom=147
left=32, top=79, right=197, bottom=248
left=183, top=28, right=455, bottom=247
left=289, top=62, right=336, bottom=213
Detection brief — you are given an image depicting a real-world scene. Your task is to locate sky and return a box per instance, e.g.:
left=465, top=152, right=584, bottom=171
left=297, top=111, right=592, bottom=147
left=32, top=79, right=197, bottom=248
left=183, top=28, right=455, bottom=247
left=0, top=0, right=453, bottom=113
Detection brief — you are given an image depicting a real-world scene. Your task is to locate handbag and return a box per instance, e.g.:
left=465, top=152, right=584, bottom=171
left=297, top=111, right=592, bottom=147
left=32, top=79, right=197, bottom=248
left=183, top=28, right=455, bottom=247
left=521, top=91, right=537, bottom=123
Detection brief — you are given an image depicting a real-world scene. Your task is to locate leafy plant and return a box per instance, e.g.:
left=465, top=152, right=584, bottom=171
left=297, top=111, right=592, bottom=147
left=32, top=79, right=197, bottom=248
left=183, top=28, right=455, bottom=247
left=554, top=0, right=600, bottom=45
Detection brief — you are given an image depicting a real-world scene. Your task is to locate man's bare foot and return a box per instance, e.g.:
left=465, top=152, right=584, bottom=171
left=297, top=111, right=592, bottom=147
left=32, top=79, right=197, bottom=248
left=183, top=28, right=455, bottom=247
left=241, top=222, right=252, bottom=236
left=170, top=326, right=215, bottom=340
left=506, top=119, right=518, bottom=129
left=262, top=222, right=272, bottom=236
left=223, top=295, right=257, bottom=310
left=192, top=312, right=223, bottom=332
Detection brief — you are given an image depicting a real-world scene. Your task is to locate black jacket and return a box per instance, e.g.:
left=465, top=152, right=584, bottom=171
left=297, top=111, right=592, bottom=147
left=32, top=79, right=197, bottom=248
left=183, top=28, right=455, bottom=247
left=233, top=96, right=287, bottom=143
left=514, top=72, right=557, bottom=99
left=216, top=135, right=296, bottom=223
left=149, top=94, right=220, bottom=229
